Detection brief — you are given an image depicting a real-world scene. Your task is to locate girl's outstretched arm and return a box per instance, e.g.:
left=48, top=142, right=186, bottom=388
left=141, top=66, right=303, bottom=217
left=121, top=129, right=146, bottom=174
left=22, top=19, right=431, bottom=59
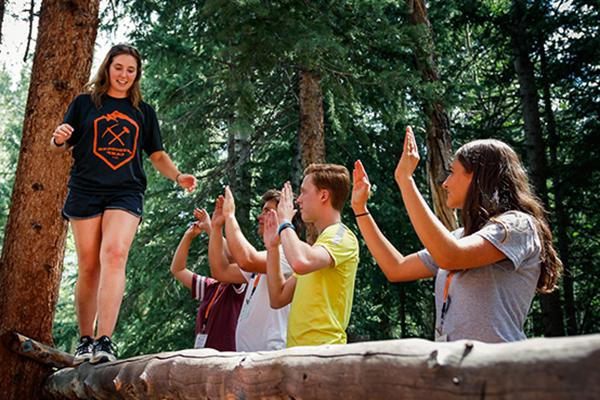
left=394, top=127, right=504, bottom=270
left=351, top=159, right=433, bottom=282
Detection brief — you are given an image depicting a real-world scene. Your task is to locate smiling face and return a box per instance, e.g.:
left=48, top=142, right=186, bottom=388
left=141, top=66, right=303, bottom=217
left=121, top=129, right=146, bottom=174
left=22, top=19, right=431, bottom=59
left=107, top=54, right=138, bottom=98
left=442, top=159, right=473, bottom=209
left=257, top=199, right=278, bottom=236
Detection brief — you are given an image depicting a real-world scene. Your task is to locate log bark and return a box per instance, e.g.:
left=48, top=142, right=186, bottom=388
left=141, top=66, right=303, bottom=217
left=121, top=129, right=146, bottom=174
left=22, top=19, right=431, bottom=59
left=408, top=0, right=457, bottom=231
left=5, top=331, right=75, bottom=369
left=298, top=69, right=326, bottom=244
left=44, top=335, right=600, bottom=399
left=0, top=1, right=99, bottom=398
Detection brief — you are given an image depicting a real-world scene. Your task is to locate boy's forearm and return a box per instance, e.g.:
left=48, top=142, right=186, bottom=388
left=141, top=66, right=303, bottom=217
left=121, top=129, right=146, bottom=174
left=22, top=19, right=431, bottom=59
left=208, top=227, right=229, bottom=277
left=224, top=214, right=263, bottom=269
left=280, top=228, right=313, bottom=271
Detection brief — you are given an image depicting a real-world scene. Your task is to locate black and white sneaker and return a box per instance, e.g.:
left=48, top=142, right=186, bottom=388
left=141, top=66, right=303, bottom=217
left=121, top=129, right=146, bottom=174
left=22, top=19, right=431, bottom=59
left=73, top=335, right=94, bottom=365
left=90, top=335, right=117, bottom=364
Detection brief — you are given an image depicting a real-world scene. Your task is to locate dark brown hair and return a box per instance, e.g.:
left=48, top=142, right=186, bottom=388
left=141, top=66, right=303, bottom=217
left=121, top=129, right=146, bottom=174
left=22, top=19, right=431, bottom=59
left=303, top=163, right=351, bottom=212
left=456, top=139, right=562, bottom=293
left=261, top=189, right=304, bottom=233
left=85, top=43, right=143, bottom=109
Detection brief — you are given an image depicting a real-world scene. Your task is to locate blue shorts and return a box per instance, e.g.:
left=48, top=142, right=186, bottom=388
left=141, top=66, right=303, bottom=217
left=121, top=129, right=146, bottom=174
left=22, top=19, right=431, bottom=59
left=62, top=189, right=144, bottom=220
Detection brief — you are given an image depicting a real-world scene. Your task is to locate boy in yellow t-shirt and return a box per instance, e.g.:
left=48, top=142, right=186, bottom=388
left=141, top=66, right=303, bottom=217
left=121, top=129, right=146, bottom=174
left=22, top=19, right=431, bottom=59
left=262, top=163, right=359, bottom=347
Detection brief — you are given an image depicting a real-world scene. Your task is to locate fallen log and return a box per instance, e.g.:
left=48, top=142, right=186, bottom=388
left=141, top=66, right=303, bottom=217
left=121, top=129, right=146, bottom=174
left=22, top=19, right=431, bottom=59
left=43, top=334, right=600, bottom=399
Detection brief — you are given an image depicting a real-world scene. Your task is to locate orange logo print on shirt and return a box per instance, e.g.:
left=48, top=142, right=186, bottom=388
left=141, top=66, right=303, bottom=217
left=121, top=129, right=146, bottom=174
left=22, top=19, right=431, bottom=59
left=93, top=111, right=139, bottom=170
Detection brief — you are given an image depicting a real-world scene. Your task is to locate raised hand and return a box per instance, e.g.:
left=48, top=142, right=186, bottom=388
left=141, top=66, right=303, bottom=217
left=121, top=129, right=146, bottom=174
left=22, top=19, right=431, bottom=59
left=193, top=208, right=212, bottom=233
left=222, top=185, right=236, bottom=218
left=262, top=209, right=281, bottom=249
left=394, top=126, right=421, bottom=184
left=351, top=160, right=371, bottom=214
left=277, top=181, right=296, bottom=222
left=176, top=173, right=197, bottom=193
left=184, top=221, right=203, bottom=239
left=211, top=195, right=226, bottom=229
left=52, top=123, right=74, bottom=145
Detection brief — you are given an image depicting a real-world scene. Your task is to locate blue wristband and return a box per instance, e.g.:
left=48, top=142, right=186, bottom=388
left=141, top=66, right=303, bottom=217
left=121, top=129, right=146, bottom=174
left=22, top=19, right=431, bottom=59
left=277, top=222, right=295, bottom=236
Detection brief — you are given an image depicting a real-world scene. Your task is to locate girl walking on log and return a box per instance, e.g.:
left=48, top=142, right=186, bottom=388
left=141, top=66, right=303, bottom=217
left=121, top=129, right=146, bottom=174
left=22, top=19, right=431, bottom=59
left=50, top=44, right=196, bottom=364
left=351, top=127, right=561, bottom=342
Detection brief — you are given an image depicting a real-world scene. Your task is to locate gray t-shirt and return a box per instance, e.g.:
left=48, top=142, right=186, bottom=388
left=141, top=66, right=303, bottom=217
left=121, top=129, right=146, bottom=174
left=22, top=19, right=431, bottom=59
left=417, top=211, right=542, bottom=343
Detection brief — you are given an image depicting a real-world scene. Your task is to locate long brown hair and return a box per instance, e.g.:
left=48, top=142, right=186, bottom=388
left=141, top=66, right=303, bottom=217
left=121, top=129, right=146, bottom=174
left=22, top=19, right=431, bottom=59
left=456, top=139, right=562, bottom=293
left=84, top=43, right=143, bottom=109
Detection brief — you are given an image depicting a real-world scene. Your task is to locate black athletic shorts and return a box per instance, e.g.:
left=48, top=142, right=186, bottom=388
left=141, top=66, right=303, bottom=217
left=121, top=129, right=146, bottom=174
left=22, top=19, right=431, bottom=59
left=62, top=188, right=144, bottom=220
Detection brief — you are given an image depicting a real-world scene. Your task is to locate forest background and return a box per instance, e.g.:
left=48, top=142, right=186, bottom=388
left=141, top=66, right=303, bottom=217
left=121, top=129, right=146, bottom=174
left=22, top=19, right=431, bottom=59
left=0, top=0, right=598, bottom=361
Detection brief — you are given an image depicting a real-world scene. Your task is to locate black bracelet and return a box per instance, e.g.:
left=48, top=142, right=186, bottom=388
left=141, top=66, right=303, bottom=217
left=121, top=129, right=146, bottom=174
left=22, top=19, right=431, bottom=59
left=354, top=211, right=370, bottom=218
left=277, top=221, right=295, bottom=236
left=175, top=173, right=182, bottom=183
left=52, top=137, right=65, bottom=147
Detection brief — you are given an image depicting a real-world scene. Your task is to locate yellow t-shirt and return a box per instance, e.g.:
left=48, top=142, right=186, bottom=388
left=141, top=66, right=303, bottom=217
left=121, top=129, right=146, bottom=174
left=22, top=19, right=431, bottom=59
left=286, top=223, right=359, bottom=347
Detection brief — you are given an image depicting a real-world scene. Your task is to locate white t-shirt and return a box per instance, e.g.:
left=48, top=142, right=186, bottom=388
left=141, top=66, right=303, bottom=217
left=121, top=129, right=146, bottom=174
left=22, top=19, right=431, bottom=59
left=235, top=247, right=292, bottom=352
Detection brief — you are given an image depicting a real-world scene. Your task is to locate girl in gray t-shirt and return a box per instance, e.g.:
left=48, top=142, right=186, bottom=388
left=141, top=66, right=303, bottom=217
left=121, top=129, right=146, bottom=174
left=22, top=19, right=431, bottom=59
left=350, top=127, right=562, bottom=342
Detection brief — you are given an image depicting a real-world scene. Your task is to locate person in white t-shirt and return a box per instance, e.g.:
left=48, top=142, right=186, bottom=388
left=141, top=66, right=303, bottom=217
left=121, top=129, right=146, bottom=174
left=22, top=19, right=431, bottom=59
left=207, top=187, right=302, bottom=351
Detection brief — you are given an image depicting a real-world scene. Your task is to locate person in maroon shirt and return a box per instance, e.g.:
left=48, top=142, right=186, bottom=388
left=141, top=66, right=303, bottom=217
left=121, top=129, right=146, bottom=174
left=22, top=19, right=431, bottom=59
left=170, top=208, right=246, bottom=351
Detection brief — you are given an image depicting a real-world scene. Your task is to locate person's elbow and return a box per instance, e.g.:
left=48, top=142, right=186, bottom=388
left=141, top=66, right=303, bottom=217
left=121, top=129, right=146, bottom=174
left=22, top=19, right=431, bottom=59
left=290, top=259, right=314, bottom=275
left=269, top=296, right=289, bottom=309
left=380, top=265, right=401, bottom=282
left=434, top=252, right=463, bottom=270
left=149, top=150, right=166, bottom=163
left=235, top=251, right=259, bottom=272
left=170, top=267, right=184, bottom=283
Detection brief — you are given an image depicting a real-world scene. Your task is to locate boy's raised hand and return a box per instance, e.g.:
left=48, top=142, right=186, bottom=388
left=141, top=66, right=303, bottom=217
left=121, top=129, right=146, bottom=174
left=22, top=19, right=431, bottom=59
left=193, top=208, right=212, bottom=233
left=222, top=185, right=236, bottom=218
left=262, top=209, right=281, bottom=249
left=351, top=160, right=371, bottom=214
left=211, top=195, right=226, bottom=229
left=277, top=181, right=296, bottom=222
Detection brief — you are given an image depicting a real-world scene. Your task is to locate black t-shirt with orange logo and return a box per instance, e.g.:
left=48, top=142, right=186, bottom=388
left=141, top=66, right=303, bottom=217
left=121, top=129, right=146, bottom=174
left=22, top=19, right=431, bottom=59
left=63, top=94, right=164, bottom=194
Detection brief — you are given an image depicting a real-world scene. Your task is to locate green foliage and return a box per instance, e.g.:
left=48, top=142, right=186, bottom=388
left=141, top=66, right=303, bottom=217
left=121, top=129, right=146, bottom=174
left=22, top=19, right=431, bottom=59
left=0, top=64, right=29, bottom=250
left=1, top=0, right=596, bottom=356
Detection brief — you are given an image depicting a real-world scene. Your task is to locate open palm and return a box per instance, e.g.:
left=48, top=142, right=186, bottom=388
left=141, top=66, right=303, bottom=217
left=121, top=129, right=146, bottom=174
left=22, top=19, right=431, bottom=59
left=193, top=208, right=211, bottom=232
left=352, top=160, right=371, bottom=213
left=262, top=209, right=280, bottom=249
left=211, top=196, right=226, bottom=228
left=394, top=126, right=420, bottom=184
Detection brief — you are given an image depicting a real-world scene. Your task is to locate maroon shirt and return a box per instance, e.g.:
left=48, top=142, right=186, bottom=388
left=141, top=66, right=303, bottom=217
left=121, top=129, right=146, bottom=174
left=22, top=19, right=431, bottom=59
left=192, top=274, right=246, bottom=351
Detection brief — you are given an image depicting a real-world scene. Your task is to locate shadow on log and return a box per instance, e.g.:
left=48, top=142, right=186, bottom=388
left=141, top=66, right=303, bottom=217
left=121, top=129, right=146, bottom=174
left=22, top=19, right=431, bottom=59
left=37, top=334, right=600, bottom=399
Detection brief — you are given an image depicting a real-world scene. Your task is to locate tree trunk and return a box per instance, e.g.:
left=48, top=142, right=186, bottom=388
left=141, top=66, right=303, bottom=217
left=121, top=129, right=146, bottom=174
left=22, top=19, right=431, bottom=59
left=539, top=40, right=577, bottom=335
left=408, top=0, right=457, bottom=231
left=298, top=69, right=325, bottom=244
left=509, top=0, right=565, bottom=337
left=0, top=1, right=99, bottom=398
left=0, top=0, right=5, bottom=49
left=43, top=335, right=600, bottom=399
left=227, top=122, right=252, bottom=224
